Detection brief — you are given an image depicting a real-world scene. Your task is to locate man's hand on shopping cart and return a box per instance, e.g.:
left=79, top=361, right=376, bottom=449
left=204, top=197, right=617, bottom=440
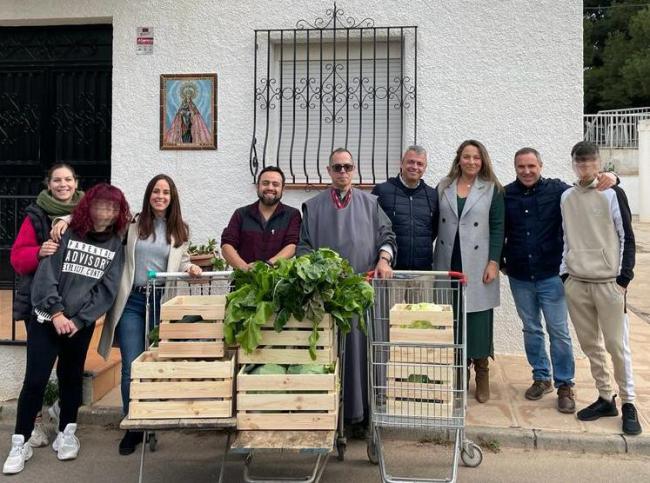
left=374, top=255, right=393, bottom=279
left=186, top=264, right=203, bottom=277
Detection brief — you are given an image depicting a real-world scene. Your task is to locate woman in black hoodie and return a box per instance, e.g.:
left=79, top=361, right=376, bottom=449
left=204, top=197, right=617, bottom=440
left=3, top=183, right=130, bottom=475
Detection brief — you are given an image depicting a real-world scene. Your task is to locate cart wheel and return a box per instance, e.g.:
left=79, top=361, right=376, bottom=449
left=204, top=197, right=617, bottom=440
left=336, top=436, right=347, bottom=461
left=461, top=442, right=482, bottom=468
left=366, top=439, right=379, bottom=465
left=148, top=433, right=157, bottom=452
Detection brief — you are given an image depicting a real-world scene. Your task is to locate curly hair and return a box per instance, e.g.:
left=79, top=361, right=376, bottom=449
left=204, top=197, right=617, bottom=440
left=70, top=183, right=131, bottom=238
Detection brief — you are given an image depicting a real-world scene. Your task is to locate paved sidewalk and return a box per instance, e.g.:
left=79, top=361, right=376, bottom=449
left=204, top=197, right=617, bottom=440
left=464, top=308, right=650, bottom=452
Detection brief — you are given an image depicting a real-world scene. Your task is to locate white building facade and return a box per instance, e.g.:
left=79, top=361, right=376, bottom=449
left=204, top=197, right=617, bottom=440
left=0, top=0, right=583, bottom=398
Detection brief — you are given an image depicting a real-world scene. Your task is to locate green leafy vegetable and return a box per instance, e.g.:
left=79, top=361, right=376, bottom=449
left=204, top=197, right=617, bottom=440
left=287, top=364, right=329, bottom=375
left=224, top=248, right=374, bottom=359
left=404, top=303, right=443, bottom=312
left=407, top=374, right=431, bottom=384
left=402, top=320, right=435, bottom=329
left=250, top=364, right=287, bottom=375
left=148, top=326, right=159, bottom=347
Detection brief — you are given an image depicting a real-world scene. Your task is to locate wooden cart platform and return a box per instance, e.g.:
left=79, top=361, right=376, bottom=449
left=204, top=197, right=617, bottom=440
left=231, top=430, right=335, bottom=454
left=120, top=416, right=236, bottom=431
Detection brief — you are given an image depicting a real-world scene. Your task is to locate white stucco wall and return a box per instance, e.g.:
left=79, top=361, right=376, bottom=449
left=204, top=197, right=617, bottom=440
left=0, top=347, right=25, bottom=401
left=1, top=0, right=582, bottom=361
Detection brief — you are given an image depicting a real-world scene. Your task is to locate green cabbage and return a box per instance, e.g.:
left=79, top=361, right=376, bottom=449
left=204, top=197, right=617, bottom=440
left=404, top=303, right=443, bottom=312
left=403, top=320, right=435, bottom=329
left=407, top=374, right=431, bottom=384
left=286, top=364, right=335, bottom=374
left=249, top=364, right=287, bottom=375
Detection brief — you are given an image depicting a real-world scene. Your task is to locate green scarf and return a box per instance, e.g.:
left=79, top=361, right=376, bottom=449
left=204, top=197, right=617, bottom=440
left=36, top=189, right=84, bottom=219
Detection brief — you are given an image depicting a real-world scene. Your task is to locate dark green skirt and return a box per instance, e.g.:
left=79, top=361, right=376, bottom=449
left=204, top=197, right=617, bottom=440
left=451, top=231, right=494, bottom=359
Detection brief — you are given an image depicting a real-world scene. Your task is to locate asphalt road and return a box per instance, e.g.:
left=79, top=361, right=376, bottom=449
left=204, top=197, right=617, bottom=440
left=1, top=424, right=649, bottom=482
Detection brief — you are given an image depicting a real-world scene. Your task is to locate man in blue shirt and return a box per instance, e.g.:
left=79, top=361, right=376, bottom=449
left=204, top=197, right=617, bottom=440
left=502, top=147, right=615, bottom=413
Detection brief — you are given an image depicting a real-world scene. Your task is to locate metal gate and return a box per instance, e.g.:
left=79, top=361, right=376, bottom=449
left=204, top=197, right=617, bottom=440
left=0, top=24, right=112, bottom=291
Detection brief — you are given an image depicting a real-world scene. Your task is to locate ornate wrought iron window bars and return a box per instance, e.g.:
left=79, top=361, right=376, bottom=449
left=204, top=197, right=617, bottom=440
left=250, top=4, right=417, bottom=186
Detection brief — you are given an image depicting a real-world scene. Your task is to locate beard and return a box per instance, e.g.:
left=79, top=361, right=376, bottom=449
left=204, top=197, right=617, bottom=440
left=258, top=190, right=281, bottom=206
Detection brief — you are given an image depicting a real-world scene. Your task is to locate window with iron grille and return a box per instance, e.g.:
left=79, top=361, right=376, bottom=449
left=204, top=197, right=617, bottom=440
left=250, top=5, right=417, bottom=186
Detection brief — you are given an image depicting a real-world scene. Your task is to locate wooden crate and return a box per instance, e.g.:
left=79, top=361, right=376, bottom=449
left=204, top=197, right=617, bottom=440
left=129, top=350, right=234, bottom=419
left=237, top=315, right=336, bottom=365
left=389, top=303, right=454, bottom=345
left=158, top=295, right=225, bottom=359
left=385, top=362, right=454, bottom=418
left=160, top=295, right=226, bottom=320
left=236, top=360, right=339, bottom=430
left=389, top=303, right=454, bottom=325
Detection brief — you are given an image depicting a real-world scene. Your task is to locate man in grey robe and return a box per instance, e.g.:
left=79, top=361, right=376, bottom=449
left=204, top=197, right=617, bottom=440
left=297, top=147, right=396, bottom=432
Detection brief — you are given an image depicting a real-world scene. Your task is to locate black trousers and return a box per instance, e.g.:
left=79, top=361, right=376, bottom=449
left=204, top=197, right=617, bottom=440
left=15, top=316, right=94, bottom=439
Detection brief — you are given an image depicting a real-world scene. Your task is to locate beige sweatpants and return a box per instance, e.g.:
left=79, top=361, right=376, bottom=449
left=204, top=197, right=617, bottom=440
left=564, top=277, right=636, bottom=404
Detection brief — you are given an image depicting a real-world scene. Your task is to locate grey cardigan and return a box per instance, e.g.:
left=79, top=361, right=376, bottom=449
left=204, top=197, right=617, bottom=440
left=98, top=217, right=191, bottom=360
left=433, top=177, right=500, bottom=313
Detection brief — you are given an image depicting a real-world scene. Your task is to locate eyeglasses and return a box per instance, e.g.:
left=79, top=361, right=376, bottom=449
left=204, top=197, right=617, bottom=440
left=331, top=163, right=355, bottom=173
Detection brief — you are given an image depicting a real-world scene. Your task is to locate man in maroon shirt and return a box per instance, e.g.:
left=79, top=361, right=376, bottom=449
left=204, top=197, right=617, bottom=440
left=221, top=166, right=301, bottom=269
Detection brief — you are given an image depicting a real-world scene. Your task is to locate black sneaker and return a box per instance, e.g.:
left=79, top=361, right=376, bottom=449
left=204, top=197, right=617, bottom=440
left=622, top=403, right=643, bottom=436
left=577, top=395, right=618, bottom=421
left=118, top=430, right=144, bottom=455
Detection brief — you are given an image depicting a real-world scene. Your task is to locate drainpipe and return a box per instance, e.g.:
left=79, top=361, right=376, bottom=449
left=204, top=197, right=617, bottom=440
left=639, top=120, right=650, bottom=222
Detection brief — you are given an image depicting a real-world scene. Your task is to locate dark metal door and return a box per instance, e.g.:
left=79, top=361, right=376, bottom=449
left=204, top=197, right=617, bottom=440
left=0, top=24, right=112, bottom=287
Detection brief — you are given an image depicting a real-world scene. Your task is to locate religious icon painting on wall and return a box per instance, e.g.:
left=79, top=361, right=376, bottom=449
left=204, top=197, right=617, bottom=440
left=160, top=73, right=217, bottom=150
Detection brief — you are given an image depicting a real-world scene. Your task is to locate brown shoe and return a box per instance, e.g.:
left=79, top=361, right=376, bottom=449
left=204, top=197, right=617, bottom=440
left=525, top=380, right=553, bottom=400
left=557, top=385, right=576, bottom=414
left=474, top=358, right=490, bottom=403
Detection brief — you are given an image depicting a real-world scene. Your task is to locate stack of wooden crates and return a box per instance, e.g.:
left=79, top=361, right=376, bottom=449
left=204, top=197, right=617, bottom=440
left=236, top=315, right=339, bottom=431
left=128, top=295, right=235, bottom=419
left=387, top=303, right=455, bottom=418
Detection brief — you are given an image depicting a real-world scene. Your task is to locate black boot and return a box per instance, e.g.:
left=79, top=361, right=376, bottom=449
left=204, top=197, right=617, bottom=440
left=119, top=430, right=144, bottom=455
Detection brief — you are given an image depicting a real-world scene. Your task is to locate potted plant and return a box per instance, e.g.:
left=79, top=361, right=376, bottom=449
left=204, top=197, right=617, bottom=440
left=188, top=238, right=229, bottom=271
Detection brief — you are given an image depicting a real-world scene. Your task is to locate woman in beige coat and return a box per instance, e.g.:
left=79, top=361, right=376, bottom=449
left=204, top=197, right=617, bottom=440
left=98, top=174, right=201, bottom=455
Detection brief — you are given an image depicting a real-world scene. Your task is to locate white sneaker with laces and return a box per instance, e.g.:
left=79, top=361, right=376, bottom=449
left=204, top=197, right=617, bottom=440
left=48, top=400, right=61, bottom=426
left=52, top=423, right=79, bottom=461
left=28, top=421, right=49, bottom=447
left=3, top=434, right=33, bottom=474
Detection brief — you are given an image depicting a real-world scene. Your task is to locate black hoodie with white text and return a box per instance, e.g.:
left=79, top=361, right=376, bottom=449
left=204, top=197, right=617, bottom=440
left=31, top=229, right=124, bottom=330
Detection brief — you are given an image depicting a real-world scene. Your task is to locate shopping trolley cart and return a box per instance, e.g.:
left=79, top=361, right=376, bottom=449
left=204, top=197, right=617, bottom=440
left=120, top=271, right=236, bottom=483
left=366, top=271, right=482, bottom=483
left=229, top=315, right=348, bottom=483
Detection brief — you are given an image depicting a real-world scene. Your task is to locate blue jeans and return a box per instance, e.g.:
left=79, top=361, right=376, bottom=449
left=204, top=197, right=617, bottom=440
left=116, top=291, right=160, bottom=415
left=509, top=276, right=575, bottom=387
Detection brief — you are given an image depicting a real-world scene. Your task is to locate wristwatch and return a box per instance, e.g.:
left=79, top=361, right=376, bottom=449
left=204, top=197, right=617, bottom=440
left=379, top=255, right=392, bottom=264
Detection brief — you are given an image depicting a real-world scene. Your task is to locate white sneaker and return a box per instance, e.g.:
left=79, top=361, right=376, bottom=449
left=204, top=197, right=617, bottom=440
left=48, top=400, right=61, bottom=426
left=52, top=423, right=79, bottom=461
left=28, top=421, right=49, bottom=447
left=3, top=434, right=33, bottom=474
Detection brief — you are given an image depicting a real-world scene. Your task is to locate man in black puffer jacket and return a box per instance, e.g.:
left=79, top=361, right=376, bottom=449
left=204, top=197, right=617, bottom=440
left=372, top=145, right=439, bottom=270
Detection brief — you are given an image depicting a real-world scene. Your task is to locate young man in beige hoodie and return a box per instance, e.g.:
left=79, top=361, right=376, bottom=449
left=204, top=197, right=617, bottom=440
left=559, top=141, right=641, bottom=435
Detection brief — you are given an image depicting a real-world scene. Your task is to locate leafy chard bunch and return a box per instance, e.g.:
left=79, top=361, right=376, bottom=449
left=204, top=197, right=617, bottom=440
left=224, top=248, right=374, bottom=360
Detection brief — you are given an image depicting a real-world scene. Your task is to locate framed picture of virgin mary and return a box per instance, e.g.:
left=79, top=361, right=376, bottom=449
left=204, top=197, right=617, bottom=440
left=160, top=73, right=217, bottom=150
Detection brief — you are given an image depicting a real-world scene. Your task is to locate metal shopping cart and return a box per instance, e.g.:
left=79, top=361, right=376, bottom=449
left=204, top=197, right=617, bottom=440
left=229, top=314, right=348, bottom=483
left=120, top=271, right=236, bottom=483
left=366, top=271, right=483, bottom=483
